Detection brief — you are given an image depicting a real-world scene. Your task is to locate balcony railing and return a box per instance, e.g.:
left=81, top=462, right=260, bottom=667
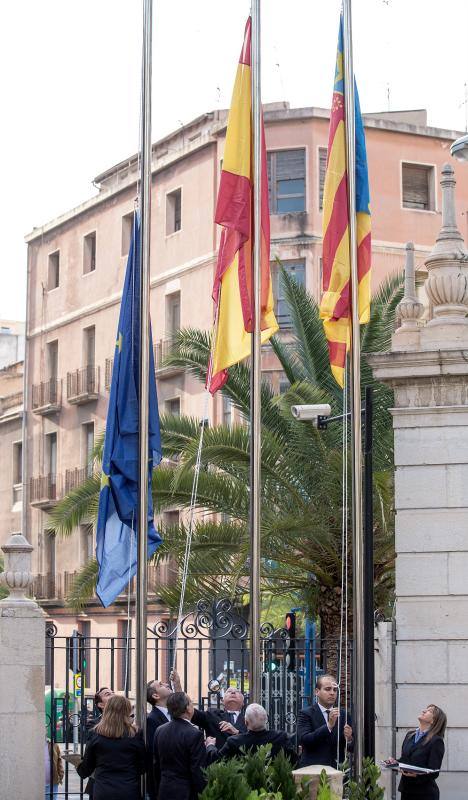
left=33, top=570, right=79, bottom=601
left=29, top=473, right=62, bottom=508
left=67, top=365, right=100, bottom=404
left=33, top=564, right=172, bottom=603
left=105, top=358, right=114, bottom=391
left=31, top=379, right=61, bottom=415
left=65, top=466, right=90, bottom=493
left=154, top=338, right=183, bottom=376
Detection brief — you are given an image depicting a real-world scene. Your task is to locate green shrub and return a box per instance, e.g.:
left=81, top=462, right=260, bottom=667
left=346, top=758, right=384, bottom=800
left=200, top=758, right=251, bottom=800
left=267, top=750, right=299, bottom=800
left=244, top=745, right=273, bottom=791
left=246, top=792, right=283, bottom=800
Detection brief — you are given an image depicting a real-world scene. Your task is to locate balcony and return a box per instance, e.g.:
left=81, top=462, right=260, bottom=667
left=65, top=466, right=90, bottom=493
left=67, top=366, right=100, bottom=404
left=33, top=570, right=78, bottom=601
left=33, top=564, right=172, bottom=604
left=31, top=379, right=61, bottom=415
left=154, top=338, right=183, bottom=378
left=29, top=473, right=62, bottom=509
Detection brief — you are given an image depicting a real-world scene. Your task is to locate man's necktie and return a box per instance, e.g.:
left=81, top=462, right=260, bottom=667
left=229, top=713, right=236, bottom=724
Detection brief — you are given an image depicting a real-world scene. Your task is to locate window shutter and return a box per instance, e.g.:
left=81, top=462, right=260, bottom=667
left=319, top=148, right=328, bottom=209
left=276, top=149, right=305, bottom=180
left=402, top=165, right=430, bottom=209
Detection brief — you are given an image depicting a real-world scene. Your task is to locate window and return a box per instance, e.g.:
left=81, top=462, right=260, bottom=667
left=47, top=340, right=58, bottom=381
left=48, top=251, right=60, bottom=290
left=46, top=432, right=57, bottom=480
left=12, top=441, right=22, bottom=504
left=117, top=619, right=132, bottom=692
left=273, top=259, right=306, bottom=327
left=166, top=292, right=181, bottom=338
left=83, top=422, right=94, bottom=476
left=222, top=395, right=232, bottom=427
left=83, top=326, right=95, bottom=367
left=402, top=163, right=435, bottom=210
left=44, top=530, right=56, bottom=579
left=121, top=212, right=134, bottom=257
left=83, top=232, right=96, bottom=274
left=166, top=188, right=182, bottom=234
left=80, top=524, right=94, bottom=566
left=165, top=397, right=180, bottom=417
left=319, top=147, right=328, bottom=210
left=267, top=149, right=306, bottom=213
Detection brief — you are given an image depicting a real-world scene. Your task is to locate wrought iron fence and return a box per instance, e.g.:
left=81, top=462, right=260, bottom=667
left=45, top=599, right=352, bottom=799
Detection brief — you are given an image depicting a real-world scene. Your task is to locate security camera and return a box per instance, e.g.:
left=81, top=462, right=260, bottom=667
left=290, top=404, right=331, bottom=425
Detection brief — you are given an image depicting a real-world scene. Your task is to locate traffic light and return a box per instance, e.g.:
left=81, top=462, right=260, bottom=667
left=285, top=611, right=296, bottom=671
left=265, top=641, right=280, bottom=673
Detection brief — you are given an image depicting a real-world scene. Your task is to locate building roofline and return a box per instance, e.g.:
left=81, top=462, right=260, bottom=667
left=25, top=102, right=466, bottom=243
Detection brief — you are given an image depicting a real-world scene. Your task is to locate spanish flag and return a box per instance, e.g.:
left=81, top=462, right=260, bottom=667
left=320, top=15, right=371, bottom=387
left=209, top=16, right=278, bottom=394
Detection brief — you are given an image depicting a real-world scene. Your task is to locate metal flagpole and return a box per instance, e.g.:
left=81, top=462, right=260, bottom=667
left=342, top=0, right=365, bottom=776
left=250, top=0, right=262, bottom=705
left=136, top=0, right=153, bottom=738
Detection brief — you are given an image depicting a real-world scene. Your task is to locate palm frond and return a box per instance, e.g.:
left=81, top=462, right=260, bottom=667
left=48, top=474, right=101, bottom=536
left=66, top=559, right=98, bottom=611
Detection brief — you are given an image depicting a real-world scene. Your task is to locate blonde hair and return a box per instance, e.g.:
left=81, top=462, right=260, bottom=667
left=94, top=695, right=136, bottom=739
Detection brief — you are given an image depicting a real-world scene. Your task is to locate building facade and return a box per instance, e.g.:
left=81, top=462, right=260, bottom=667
left=16, top=103, right=468, bottom=688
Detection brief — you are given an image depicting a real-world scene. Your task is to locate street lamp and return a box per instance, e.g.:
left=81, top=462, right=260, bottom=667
left=451, top=134, right=468, bottom=162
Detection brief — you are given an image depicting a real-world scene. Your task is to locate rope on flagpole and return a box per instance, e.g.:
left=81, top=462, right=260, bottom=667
left=170, top=302, right=220, bottom=675
left=337, top=365, right=350, bottom=767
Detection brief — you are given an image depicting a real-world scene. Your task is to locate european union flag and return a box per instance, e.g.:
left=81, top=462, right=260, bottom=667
left=96, top=212, right=162, bottom=607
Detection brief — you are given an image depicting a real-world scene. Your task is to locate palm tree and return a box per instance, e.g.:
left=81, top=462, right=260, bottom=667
left=49, top=269, right=403, bottom=640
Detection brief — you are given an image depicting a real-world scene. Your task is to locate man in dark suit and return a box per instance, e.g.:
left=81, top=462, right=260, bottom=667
left=153, top=692, right=208, bottom=800
left=297, top=674, right=353, bottom=768
left=192, top=686, right=247, bottom=748
left=206, top=703, right=297, bottom=765
left=146, top=674, right=181, bottom=800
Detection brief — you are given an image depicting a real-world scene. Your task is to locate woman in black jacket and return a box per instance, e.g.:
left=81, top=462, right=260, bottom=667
left=388, top=704, right=447, bottom=800
left=77, top=695, right=146, bottom=800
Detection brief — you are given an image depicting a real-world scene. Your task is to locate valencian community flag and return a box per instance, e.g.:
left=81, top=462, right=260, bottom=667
left=96, top=213, right=162, bottom=607
left=209, top=16, right=278, bottom=394
left=320, top=14, right=371, bottom=387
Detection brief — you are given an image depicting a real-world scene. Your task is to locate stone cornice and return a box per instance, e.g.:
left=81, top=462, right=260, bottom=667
left=367, top=348, right=468, bottom=381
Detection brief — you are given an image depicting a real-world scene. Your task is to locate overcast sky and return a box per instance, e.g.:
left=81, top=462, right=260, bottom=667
left=2, top=0, right=468, bottom=321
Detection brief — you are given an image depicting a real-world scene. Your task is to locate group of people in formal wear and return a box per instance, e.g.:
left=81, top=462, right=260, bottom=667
left=73, top=672, right=446, bottom=800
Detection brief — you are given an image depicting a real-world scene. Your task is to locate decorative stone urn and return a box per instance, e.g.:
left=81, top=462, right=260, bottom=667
left=422, top=163, right=468, bottom=347
left=0, top=532, right=37, bottom=607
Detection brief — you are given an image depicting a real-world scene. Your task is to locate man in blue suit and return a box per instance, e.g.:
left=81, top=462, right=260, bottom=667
left=297, top=674, right=353, bottom=768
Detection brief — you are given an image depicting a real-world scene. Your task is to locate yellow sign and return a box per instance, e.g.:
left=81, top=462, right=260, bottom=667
left=74, top=673, right=82, bottom=697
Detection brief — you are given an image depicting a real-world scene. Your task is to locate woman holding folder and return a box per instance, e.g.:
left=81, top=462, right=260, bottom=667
left=386, top=704, right=447, bottom=799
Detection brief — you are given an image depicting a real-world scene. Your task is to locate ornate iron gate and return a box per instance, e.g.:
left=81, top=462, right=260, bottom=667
left=45, top=599, right=351, bottom=799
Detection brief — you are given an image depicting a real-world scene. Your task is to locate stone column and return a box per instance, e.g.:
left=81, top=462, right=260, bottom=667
left=0, top=533, right=45, bottom=799
left=368, top=165, right=468, bottom=800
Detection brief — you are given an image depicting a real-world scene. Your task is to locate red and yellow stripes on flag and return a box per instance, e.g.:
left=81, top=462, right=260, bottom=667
left=320, top=17, right=371, bottom=387
left=208, top=16, right=278, bottom=394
